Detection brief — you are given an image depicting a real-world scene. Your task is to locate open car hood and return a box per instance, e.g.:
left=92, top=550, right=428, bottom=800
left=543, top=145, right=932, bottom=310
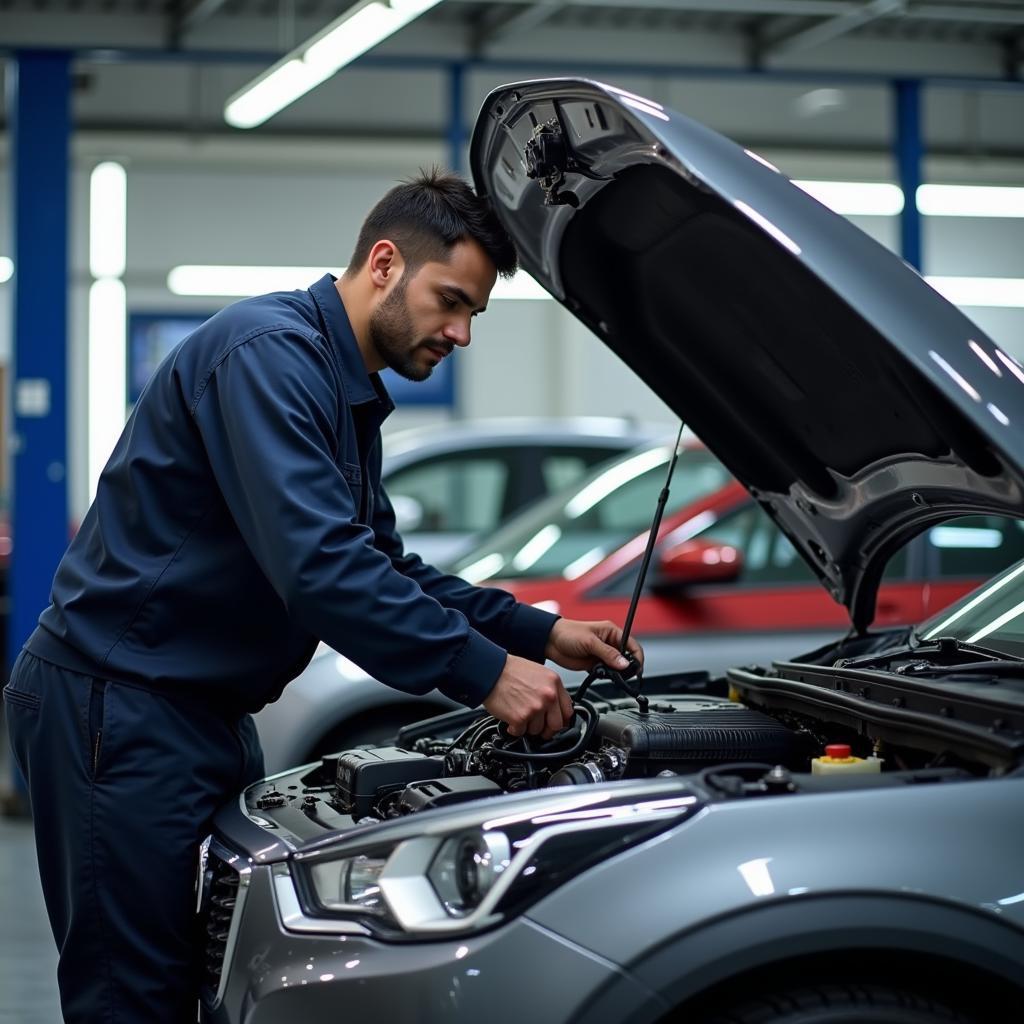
left=470, top=78, right=1024, bottom=632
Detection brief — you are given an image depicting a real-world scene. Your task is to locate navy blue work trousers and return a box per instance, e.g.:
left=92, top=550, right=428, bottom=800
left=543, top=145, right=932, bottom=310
left=4, top=651, right=265, bottom=1024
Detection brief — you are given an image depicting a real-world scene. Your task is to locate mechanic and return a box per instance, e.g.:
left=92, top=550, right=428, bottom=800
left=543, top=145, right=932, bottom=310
left=3, top=169, right=643, bottom=1024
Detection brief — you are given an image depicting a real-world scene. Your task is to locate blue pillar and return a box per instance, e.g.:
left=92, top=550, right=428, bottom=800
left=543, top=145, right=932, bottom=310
left=7, top=52, right=71, bottom=675
left=447, top=61, right=466, bottom=174
left=894, top=78, right=923, bottom=271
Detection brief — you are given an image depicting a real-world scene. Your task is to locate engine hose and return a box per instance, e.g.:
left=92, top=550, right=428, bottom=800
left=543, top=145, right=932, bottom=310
left=488, top=701, right=599, bottom=764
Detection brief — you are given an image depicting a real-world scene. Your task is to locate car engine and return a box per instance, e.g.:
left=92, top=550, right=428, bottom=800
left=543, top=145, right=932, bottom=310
left=245, top=642, right=1024, bottom=841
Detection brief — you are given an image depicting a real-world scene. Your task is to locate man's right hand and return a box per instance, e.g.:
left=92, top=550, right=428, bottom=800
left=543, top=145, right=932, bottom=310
left=483, top=654, right=574, bottom=738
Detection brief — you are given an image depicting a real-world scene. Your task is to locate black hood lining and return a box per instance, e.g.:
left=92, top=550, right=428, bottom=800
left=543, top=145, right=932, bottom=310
left=559, top=164, right=1002, bottom=503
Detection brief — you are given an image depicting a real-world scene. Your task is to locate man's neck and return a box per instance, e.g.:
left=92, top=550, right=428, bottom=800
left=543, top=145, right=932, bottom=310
left=336, top=275, right=384, bottom=373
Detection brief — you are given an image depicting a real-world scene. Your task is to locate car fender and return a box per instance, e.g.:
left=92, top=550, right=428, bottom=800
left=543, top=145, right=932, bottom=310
left=566, top=892, right=1024, bottom=1024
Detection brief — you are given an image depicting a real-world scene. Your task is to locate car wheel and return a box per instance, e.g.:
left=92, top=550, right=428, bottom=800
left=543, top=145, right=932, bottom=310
left=697, top=980, right=975, bottom=1024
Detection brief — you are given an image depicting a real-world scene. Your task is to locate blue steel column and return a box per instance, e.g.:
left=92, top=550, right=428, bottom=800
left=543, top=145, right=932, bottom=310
left=7, top=52, right=71, bottom=672
left=448, top=61, right=466, bottom=174
left=894, top=78, right=923, bottom=271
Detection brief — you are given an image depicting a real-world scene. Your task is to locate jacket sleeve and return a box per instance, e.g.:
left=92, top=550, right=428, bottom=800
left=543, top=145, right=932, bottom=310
left=190, top=328, right=508, bottom=708
left=368, top=476, right=558, bottom=665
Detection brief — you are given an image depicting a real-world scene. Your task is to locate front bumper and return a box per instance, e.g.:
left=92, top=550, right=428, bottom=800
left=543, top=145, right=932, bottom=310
left=200, top=841, right=665, bottom=1024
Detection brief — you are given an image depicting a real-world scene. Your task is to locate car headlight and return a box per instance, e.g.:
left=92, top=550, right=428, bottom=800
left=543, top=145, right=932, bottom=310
left=291, top=780, right=701, bottom=937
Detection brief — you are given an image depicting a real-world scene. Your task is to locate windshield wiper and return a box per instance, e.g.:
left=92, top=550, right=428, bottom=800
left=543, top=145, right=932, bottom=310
left=897, top=659, right=1024, bottom=678
left=835, top=634, right=1021, bottom=672
left=907, top=634, right=1021, bottom=662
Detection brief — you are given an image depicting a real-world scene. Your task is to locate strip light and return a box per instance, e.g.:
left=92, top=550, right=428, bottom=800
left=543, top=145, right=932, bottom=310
left=89, top=162, right=127, bottom=277
left=88, top=278, right=127, bottom=500
left=925, top=277, right=1024, bottom=309
left=88, top=161, right=128, bottom=501
left=168, top=264, right=1024, bottom=310
left=225, top=0, right=443, bottom=129
left=168, top=265, right=334, bottom=296
left=794, top=180, right=904, bottom=216
left=794, top=180, right=1024, bottom=219
left=167, top=265, right=552, bottom=300
left=918, top=184, right=1024, bottom=219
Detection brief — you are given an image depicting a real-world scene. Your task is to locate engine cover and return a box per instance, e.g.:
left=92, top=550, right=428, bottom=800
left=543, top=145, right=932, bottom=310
left=595, top=696, right=800, bottom=773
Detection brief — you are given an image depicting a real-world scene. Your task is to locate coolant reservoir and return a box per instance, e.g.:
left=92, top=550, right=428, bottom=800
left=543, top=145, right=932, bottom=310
left=811, top=743, right=883, bottom=775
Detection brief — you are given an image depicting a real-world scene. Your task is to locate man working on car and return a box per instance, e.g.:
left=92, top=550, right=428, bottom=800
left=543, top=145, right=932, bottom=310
left=3, top=169, right=642, bottom=1024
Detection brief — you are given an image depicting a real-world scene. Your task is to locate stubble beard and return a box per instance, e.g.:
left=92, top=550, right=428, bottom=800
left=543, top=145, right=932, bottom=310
left=369, top=279, right=447, bottom=382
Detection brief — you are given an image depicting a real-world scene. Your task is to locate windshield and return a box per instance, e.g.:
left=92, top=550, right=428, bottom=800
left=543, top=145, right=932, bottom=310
left=917, top=553, right=1024, bottom=659
left=453, top=444, right=731, bottom=583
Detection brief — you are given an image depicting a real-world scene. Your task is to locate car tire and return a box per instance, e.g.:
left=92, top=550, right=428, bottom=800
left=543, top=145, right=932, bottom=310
left=697, top=980, right=975, bottom=1024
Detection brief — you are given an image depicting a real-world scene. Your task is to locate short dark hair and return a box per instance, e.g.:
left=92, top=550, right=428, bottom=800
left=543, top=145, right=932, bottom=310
left=348, top=167, right=518, bottom=279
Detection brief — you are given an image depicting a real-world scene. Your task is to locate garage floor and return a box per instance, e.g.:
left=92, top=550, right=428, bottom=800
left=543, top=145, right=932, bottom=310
left=0, top=816, right=61, bottom=1022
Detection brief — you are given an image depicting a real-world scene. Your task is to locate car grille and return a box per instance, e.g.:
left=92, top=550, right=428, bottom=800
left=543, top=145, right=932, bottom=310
left=198, top=844, right=245, bottom=1002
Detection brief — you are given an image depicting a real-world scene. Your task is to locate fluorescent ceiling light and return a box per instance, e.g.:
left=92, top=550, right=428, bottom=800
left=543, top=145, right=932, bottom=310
left=0, top=257, right=12, bottom=283
left=89, top=162, right=127, bottom=278
left=793, top=181, right=1024, bottom=219
left=225, top=0, right=443, bottom=129
left=169, top=266, right=1024, bottom=311
left=794, top=180, right=904, bottom=216
left=88, top=278, right=127, bottom=500
left=168, top=265, right=550, bottom=300
left=925, top=277, right=1024, bottom=309
left=918, top=184, right=1024, bottom=219
left=168, top=265, right=335, bottom=296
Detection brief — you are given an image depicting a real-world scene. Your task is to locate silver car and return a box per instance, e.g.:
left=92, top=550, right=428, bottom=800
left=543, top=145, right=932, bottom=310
left=382, top=416, right=665, bottom=566
left=256, top=417, right=662, bottom=772
left=198, top=79, right=1024, bottom=1023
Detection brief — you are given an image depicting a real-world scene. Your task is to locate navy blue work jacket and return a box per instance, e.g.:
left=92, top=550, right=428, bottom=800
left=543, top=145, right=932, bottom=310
left=27, top=275, right=556, bottom=713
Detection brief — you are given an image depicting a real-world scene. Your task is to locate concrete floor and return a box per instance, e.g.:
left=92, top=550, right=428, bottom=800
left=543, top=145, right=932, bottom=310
left=0, top=816, right=61, bottom=1023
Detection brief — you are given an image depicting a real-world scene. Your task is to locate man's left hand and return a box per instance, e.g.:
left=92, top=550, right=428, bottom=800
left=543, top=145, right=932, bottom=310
left=544, top=619, right=645, bottom=674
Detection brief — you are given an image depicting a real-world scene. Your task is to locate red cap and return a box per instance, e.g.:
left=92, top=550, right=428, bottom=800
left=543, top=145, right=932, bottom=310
left=825, top=744, right=852, bottom=759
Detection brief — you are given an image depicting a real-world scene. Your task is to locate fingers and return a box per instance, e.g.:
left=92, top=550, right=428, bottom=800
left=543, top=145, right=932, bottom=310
left=527, top=708, right=549, bottom=736
left=592, top=636, right=630, bottom=671
left=625, top=635, right=645, bottom=669
left=558, top=681, right=574, bottom=723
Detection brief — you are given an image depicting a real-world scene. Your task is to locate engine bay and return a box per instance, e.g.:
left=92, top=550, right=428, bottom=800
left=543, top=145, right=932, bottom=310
left=244, top=648, right=1024, bottom=845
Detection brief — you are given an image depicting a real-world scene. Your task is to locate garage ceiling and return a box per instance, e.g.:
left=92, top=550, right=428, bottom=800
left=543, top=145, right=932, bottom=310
left=1, top=1, right=1023, bottom=152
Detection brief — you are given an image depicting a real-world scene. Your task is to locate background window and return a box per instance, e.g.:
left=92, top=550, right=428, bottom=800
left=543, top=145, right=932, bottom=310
left=386, top=455, right=509, bottom=534
left=928, top=515, right=1024, bottom=578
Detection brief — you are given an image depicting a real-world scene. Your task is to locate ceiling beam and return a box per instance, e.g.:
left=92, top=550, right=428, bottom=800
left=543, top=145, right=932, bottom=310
left=764, top=0, right=906, bottom=58
left=449, top=0, right=1024, bottom=28
left=177, top=0, right=232, bottom=38
left=474, top=0, right=567, bottom=51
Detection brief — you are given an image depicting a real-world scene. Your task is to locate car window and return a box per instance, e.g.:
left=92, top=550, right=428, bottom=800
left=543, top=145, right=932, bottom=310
left=926, top=515, right=1024, bottom=579
left=385, top=453, right=511, bottom=534
left=455, top=446, right=732, bottom=583
left=676, top=503, right=908, bottom=586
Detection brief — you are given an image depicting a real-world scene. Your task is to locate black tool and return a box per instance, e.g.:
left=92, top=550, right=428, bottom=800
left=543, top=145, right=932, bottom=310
left=574, top=423, right=687, bottom=714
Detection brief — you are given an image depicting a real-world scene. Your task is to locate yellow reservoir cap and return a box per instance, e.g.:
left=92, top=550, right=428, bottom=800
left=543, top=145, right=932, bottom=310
left=811, top=743, right=883, bottom=775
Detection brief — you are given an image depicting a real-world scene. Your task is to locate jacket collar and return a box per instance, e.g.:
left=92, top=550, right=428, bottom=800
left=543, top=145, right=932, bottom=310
left=309, top=274, right=395, bottom=414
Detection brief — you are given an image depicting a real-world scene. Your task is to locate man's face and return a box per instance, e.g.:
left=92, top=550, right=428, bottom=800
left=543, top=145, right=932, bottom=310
left=368, top=238, right=497, bottom=382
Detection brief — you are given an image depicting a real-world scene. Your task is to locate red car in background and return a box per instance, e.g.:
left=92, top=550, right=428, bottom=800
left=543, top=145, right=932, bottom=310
left=453, top=440, right=1024, bottom=679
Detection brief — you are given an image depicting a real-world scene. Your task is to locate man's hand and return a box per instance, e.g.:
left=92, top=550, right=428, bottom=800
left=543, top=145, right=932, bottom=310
left=544, top=619, right=645, bottom=674
left=483, top=654, right=574, bottom=739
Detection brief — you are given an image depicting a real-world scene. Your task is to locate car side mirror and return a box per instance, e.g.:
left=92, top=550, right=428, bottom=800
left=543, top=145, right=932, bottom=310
left=654, top=538, right=743, bottom=588
left=391, top=495, right=424, bottom=534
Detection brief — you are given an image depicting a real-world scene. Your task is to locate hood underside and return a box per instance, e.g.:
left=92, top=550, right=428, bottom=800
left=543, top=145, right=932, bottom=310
left=470, top=78, right=1024, bottom=631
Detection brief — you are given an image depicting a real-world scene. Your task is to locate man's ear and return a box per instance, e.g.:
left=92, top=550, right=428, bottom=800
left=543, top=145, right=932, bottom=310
left=367, top=239, right=405, bottom=291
